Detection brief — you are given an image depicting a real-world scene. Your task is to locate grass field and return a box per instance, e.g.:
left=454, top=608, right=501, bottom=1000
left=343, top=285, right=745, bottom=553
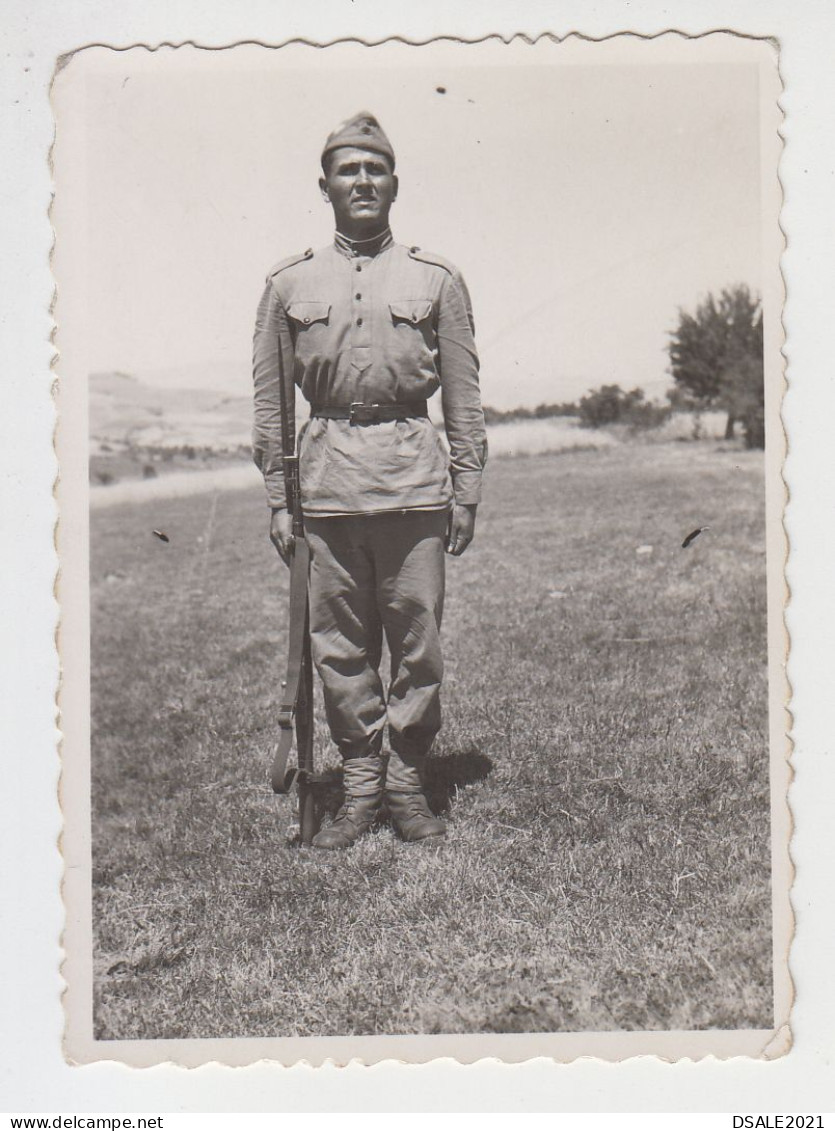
left=90, top=440, right=772, bottom=1039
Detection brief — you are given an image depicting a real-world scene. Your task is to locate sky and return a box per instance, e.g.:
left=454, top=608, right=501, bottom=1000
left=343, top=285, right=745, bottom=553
left=70, top=37, right=768, bottom=409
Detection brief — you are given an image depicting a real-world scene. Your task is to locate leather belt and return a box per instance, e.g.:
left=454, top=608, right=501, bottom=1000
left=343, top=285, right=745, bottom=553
left=311, top=400, right=429, bottom=424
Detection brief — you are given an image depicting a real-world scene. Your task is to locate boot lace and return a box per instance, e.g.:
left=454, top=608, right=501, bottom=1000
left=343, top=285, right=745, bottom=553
left=332, top=796, right=376, bottom=831
left=404, top=795, right=429, bottom=816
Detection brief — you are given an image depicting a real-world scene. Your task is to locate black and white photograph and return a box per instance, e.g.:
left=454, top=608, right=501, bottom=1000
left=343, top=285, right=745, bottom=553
left=53, top=34, right=788, bottom=1066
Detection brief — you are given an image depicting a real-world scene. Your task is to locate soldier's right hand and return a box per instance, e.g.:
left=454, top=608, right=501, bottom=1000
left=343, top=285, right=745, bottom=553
left=270, top=509, right=295, bottom=567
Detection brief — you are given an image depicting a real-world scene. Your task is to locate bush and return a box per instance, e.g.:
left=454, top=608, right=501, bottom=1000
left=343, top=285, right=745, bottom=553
left=625, top=399, right=673, bottom=431
left=578, top=385, right=626, bottom=427
left=578, top=384, right=670, bottom=431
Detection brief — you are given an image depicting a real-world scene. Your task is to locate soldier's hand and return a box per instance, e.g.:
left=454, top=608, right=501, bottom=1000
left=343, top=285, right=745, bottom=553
left=270, top=509, right=295, bottom=567
left=446, top=503, right=477, bottom=556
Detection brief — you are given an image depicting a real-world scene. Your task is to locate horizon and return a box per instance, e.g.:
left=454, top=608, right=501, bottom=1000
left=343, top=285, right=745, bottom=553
left=89, top=364, right=681, bottom=412
left=77, top=38, right=764, bottom=410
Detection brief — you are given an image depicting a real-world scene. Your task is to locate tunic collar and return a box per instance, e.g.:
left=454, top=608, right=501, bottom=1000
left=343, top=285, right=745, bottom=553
left=333, top=226, right=394, bottom=259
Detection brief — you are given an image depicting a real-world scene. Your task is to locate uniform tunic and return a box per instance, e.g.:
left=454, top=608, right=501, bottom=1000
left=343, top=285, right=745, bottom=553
left=252, top=228, right=486, bottom=514
left=252, top=228, right=487, bottom=771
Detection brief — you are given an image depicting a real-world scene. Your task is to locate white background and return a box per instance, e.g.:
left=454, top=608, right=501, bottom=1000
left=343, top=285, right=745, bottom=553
left=1, top=0, right=834, bottom=1115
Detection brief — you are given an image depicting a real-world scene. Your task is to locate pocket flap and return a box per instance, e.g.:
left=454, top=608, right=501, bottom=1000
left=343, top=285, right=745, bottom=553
left=287, top=301, right=331, bottom=326
left=389, top=300, right=433, bottom=325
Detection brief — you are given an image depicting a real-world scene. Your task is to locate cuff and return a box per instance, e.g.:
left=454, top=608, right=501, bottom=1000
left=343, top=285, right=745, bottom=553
left=265, top=478, right=286, bottom=510
left=451, top=471, right=482, bottom=506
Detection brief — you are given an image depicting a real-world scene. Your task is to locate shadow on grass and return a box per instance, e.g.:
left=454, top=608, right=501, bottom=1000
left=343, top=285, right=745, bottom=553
left=305, top=744, right=493, bottom=827
left=422, top=745, right=494, bottom=815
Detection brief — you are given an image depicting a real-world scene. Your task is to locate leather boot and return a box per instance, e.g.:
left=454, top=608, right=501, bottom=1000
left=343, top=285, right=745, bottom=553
left=311, top=754, right=383, bottom=850
left=386, top=790, right=447, bottom=843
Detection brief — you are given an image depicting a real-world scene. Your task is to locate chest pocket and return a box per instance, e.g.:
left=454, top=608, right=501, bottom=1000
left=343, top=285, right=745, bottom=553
left=287, top=301, right=331, bottom=328
left=389, top=300, right=434, bottom=327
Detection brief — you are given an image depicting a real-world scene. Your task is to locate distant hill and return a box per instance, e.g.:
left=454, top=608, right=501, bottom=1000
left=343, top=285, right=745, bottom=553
left=89, top=371, right=253, bottom=453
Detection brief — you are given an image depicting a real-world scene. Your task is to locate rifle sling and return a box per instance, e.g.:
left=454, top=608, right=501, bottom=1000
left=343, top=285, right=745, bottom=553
left=271, top=535, right=311, bottom=794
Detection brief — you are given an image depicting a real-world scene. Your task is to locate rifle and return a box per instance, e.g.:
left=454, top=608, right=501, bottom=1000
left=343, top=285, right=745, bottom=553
left=269, top=329, right=323, bottom=845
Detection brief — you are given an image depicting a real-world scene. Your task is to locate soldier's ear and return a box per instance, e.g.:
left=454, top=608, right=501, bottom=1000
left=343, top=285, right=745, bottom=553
left=392, top=173, right=399, bottom=203
left=319, top=175, right=330, bottom=202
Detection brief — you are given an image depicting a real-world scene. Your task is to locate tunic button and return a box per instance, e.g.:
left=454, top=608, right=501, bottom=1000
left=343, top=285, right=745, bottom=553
left=303, top=316, right=310, bottom=324
left=412, top=314, right=418, bottom=323
left=355, top=265, right=362, bottom=272
left=355, top=293, right=362, bottom=300
left=356, top=317, right=363, bottom=326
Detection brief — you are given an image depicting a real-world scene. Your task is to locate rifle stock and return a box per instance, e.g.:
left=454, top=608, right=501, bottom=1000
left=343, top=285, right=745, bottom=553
left=270, top=324, right=320, bottom=843
left=287, top=453, right=316, bottom=844
left=296, top=623, right=316, bottom=844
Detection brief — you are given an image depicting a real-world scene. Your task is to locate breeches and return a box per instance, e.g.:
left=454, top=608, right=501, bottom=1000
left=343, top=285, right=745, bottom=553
left=304, top=509, right=447, bottom=773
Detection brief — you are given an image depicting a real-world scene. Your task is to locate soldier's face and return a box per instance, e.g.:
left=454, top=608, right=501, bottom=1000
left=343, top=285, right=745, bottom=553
left=319, top=147, right=398, bottom=234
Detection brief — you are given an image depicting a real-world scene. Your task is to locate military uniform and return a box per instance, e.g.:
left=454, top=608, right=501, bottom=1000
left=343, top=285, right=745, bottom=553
left=252, top=113, right=486, bottom=845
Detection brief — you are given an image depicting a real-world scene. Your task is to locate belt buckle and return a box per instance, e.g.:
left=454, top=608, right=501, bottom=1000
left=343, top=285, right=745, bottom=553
left=349, top=402, right=380, bottom=425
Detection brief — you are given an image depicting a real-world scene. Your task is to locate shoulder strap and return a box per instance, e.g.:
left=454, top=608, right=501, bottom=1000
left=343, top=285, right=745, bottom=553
left=268, top=247, right=314, bottom=281
left=408, top=246, right=457, bottom=275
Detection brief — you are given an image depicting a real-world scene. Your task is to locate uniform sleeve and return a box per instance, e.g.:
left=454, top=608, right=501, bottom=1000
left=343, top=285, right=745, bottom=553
left=437, top=270, right=487, bottom=505
left=252, top=277, right=293, bottom=509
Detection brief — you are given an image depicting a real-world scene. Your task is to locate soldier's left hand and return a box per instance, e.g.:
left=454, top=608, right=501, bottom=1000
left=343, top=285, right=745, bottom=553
left=446, top=503, right=477, bottom=556
left=270, top=508, right=295, bottom=567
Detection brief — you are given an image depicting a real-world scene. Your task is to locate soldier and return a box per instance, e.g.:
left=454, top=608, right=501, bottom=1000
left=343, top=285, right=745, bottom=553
left=253, top=112, right=487, bottom=850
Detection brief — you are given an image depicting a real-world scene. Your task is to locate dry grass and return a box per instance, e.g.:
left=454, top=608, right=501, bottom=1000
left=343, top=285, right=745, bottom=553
left=90, top=440, right=772, bottom=1038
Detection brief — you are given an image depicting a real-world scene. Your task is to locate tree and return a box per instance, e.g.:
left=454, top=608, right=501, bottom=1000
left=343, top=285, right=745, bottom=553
left=668, top=285, right=763, bottom=442
left=721, top=334, right=765, bottom=449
